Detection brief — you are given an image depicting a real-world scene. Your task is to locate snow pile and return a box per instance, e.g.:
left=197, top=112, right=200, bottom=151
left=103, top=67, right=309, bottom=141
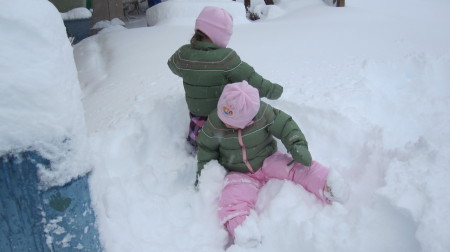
left=146, top=0, right=249, bottom=26
left=0, top=0, right=91, bottom=188
left=244, top=0, right=285, bottom=20
left=92, top=18, right=126, bottom=30
left=92, top=18, right=127, bottom=34
left=61, top=7, right=92, bottom=21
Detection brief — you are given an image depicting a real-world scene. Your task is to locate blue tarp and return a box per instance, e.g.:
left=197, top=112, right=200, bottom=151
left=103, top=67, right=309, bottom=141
left=148, top=0, right=161, bottom=8
left=0, top=152, right=102, bottom=251
left=64, top=18, right=91, bottom=44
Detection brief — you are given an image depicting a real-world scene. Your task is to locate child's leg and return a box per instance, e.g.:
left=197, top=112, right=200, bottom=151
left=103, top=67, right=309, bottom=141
left=187, top=113, right=207, bottom=147
left=261, top=151, right=330, bottom=203
left=218, top=172, right=263, bottom=238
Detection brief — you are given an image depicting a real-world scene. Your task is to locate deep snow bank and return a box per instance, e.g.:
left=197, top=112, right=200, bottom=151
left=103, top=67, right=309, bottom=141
left=0, top=0, right=91, bottom=187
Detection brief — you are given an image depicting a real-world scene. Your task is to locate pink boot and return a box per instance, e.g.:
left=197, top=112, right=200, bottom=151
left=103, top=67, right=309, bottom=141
left=261, top=152, right=330, bottom=203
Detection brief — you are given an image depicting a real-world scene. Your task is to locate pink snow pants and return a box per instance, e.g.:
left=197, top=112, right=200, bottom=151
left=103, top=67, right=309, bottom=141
left=218, top=151, right=329, bottom=238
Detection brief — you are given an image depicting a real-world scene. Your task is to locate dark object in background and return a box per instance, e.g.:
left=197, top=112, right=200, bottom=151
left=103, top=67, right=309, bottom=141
left=147, top=0, right=161, bottom=8
left=64, top=18, right=92, bottom=44
left=324, top=0, right=345, bottom=7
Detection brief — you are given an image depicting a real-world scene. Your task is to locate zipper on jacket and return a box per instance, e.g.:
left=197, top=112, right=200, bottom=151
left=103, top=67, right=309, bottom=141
left=238, top=129, right=254, bottom=173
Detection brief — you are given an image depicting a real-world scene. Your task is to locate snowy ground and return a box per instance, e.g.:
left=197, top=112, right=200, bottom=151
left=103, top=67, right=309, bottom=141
left=71, top=0, right=450, bottom=251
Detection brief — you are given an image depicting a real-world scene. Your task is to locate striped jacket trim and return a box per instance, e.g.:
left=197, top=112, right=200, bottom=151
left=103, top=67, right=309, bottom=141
left=171, top=48, right=241, bottom=71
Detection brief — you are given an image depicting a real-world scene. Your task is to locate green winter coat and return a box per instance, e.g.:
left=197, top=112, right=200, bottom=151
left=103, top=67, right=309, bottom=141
left=168, top=41, right=283, bottom=116
left=197, top=101, right=312, bottom=177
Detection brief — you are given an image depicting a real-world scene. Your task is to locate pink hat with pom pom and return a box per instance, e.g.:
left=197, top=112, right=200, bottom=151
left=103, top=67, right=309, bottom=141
left=217, top=81, right=260, bottom=129
left=195, top=6, right=233, bottom=48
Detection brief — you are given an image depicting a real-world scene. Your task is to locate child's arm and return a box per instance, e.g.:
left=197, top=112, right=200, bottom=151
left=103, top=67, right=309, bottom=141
left=225, top=56, right=283, bottom=100
left=268, top=108, right=312, bottom=166
left=167, top=49, right=183, bottom=77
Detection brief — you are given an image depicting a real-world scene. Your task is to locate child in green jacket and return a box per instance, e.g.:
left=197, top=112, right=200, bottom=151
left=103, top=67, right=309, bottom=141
left=168, top=6, right=283, bottom=148
left=196, top=81, right=350, bottom=245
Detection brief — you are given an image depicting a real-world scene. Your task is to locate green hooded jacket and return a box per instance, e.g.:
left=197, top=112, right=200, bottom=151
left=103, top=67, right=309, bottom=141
left=197, top=102, right=312, bottom=177
left=168, top=41, right=283, bottom=116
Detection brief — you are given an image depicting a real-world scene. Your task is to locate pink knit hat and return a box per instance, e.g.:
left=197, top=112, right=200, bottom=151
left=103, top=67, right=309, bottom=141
left=195, top=6, right=233, bottom=48
left=218, top=81, right=260, bottom=129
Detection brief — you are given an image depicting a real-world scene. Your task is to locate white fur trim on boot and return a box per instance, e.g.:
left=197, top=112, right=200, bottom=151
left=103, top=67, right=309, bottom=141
left=324, top=169, right=350, bottom=204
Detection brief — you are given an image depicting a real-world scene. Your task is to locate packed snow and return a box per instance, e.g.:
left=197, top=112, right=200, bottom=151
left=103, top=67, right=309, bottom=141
left=0, top=0, right=91, bottom=188
left=146, top=0, right=249, bottom=26
left=60, top=7, right=92, bottom=21
left=1, top=0, right=450, bottom=251
left=92, top=18, right=126, bottom=30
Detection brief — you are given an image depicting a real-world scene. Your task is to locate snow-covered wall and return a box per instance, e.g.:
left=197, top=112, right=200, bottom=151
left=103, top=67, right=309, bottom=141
left=0, top=0, right=91, bottom=188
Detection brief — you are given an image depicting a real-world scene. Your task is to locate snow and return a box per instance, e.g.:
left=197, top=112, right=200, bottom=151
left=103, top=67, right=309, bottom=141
left=92, top=18, right=126, bottom=31
left=0, top=0, right=91, bottom=188
left=1, top=0, right=450, bottom=251
left=60, top=7, right=92, bottom=21
left=146, top=0, right=249, bottom=26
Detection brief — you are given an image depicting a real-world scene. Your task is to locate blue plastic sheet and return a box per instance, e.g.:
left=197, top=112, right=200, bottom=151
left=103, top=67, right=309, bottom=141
left=0, top=152, right=102, bottom=251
